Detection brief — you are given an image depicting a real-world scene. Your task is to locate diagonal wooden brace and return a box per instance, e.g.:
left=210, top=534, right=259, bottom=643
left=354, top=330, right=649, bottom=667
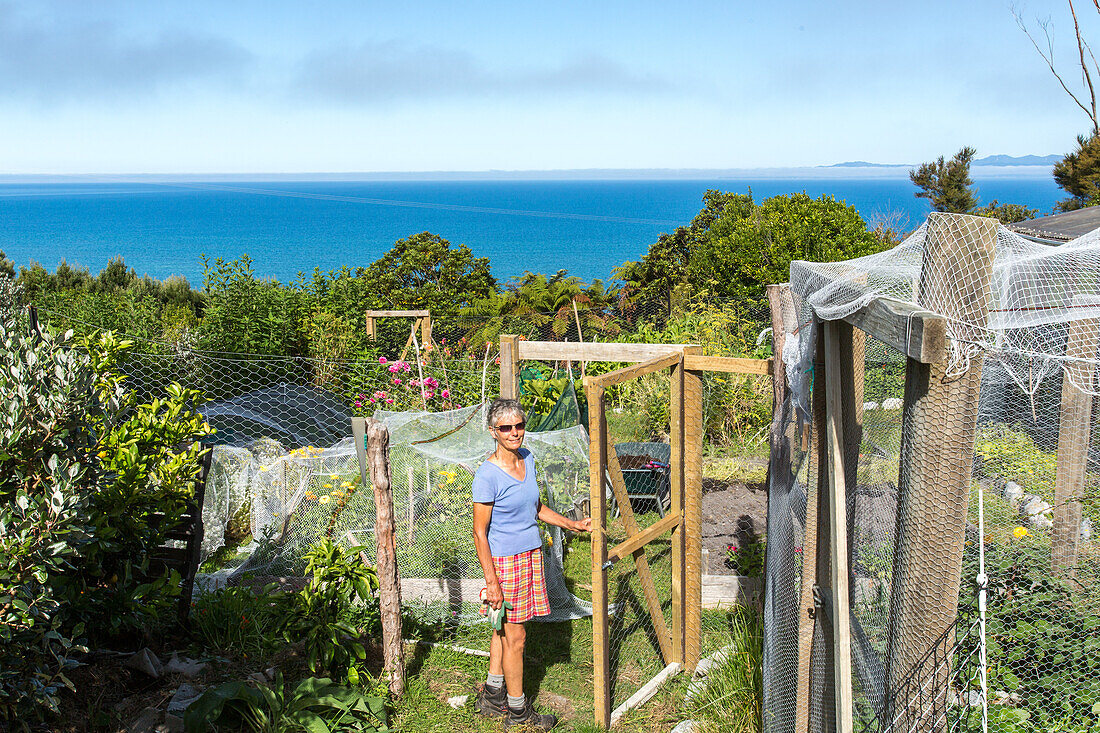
left=606, top=447, right=675, bottom=665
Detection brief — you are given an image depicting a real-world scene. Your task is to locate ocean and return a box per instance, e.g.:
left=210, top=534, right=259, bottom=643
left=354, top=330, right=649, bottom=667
left=0, top=176, right=1066, bottom=286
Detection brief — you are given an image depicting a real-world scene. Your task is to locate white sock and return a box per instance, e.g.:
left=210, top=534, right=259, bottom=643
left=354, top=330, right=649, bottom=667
left=508, top=693, right=526, bottom=710
left=486, top=672, right=504, bottom=688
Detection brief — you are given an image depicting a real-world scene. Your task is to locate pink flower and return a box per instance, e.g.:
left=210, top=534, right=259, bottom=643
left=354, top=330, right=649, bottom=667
left=379, top=357, right=388, bottom=364
left=389, top=364, right=399, bottom=373
left=425, top=390, right=435, bottom=400
left=386, top=398, right=393, bottom=404
left=355, top=401, right=363, bottom=407
left=441, top=389, right=450, bottom=399
left=393, top=378, right=402, bottom=386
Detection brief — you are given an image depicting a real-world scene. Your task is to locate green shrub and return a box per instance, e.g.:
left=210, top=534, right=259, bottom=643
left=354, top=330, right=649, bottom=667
left=285, top=539, right=380, bottom=684
left=0, top=277, right=213, bottom=724
left=184, top=673, right=390, bottom=733
left=192, top=583, right=293, bottom=658
left=689, top=609, right=762, bottom=733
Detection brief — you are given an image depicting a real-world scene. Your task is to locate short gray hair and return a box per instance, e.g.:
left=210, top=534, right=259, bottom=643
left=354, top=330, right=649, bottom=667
left=487, top=398, right=525, bottom=428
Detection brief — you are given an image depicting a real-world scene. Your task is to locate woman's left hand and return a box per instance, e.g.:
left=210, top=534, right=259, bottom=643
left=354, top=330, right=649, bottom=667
left=571, top=517, right=593, bottom=533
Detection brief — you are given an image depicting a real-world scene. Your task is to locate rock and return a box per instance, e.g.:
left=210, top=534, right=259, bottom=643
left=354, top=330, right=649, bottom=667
left=881, top=397, right=903, bottom=410
left=1082, top=518, right=1093, bottom=543
left=447, top=694, right=469, bottom=709
left=247, top=672, right=269, bottom=686
left=125, top=648, right=164, bottom=679
left=164, top=683, right=204, bottom=733
left=863, top=401, right=879, bottom=411
left=671, top=721, right=698, bottom=733
left=1021, top=496, right=1054, bottom=529
left=1003, top=481, right=1024, bottom=505
left=265, top=667, right=276, bottom=680
left=165, top=653, right=207, bottom=678
left=127, top=706, right=161, bottom=733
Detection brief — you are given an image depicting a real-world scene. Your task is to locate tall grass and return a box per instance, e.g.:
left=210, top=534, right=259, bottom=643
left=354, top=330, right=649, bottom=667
left=689, top=609, right=762, bottom=733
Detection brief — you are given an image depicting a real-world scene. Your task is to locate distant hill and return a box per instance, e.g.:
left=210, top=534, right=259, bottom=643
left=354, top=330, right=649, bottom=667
left=827, top=154, right=1061, bottom=168
left=974, top=154, right=1061, bottom=166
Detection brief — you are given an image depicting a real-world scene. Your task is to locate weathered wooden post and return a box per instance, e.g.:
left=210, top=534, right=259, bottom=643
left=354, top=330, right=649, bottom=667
left=1053, top=316, right=1100, bottom=576
left=585, top=379, right=611, bottom=728
left=352, top=417, right=405, bottom=698
left=885, top=213, right=997, bottom=727
left=684, top=363, right=705, bottom=672
left=763, top=284, right=799, bottom=733
left=500, top=334, right=520, bottom=399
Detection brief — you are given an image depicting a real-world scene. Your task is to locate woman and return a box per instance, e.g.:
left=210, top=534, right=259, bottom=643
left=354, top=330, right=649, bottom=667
left=471, top=398, right=592, bottom=731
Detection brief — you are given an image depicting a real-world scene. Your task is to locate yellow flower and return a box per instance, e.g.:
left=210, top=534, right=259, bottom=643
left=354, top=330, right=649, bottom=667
left=324, top=483, right=333, bottom=489
left=96, top=450, right=107, bottom=459
left=1013, top=526, right=1029, bottom=539
left=319, top=495, right=331, bottom=505
left=342, top=481, right=353, bottom=488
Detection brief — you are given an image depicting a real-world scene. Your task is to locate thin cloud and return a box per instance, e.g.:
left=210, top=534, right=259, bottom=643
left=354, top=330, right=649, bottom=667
left=0, top=3, right=252, bottom=102
left=292, top=40, right=671, bottom=104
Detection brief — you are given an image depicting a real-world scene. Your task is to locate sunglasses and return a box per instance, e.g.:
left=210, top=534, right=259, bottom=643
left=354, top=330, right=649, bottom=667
left=493, top=421, right=526, bottom=434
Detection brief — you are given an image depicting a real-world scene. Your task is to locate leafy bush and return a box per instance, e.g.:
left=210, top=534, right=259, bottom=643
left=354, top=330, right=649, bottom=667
left=0, top=277, right=213, bottom=724
left=285, top=539, right=380, bottom=684
left=184, top=673, right=390, bottom=733
left=965, top=531, right=1100, bottom=728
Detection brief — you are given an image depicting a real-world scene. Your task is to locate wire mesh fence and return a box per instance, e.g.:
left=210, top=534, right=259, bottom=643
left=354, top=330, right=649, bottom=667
left=763, top=213, right=1100, bottom=733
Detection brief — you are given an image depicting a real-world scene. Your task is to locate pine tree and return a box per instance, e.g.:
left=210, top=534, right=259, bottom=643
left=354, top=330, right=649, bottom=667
left=909, top=147, right=979, bottom=213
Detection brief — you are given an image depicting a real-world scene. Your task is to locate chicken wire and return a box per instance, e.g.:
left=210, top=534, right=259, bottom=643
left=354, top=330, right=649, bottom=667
left=763, top=213, right=1100, bottom=733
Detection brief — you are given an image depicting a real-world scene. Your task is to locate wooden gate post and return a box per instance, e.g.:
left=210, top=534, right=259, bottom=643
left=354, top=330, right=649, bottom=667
left=352, top=417, right=405, bottom=698
left=886, top=213, right=997, bottom=725
left=669, top=352, right=687, bottom=666
left=684, top=364, right=705, bottom=672
left=1054, top=317, right=1100, bottom=576
left=500, top=335, right=520, bottom=399
left=585, top=380, right=611, bottom=729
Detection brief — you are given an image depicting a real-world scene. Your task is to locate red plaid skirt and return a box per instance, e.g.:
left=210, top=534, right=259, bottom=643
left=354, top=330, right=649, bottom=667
left=489, top=548, right=550, bottom=624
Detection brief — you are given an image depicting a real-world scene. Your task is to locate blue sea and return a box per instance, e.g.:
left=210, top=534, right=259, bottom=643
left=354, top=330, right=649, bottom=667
left=0, top=176, right=1065, bottom=286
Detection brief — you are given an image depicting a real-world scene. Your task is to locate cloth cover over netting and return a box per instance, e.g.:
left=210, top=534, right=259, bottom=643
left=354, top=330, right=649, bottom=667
left=763, top=214, right=1100, bottom=732
left=198, top=403, right=593, bottom=626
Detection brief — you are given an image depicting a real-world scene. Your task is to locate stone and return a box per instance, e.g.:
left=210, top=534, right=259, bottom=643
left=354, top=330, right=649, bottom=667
left=127, top=706, right=161, bottom=733
left=165, top=653, right=207, bottom=678
left=447, top=694, right=469, bottom=709
left=881, top=397, right=903, bottom=410
left=247, top=672, right=269, bottom=686
left=167, top=683, right=204, bottom=716
left=1082, top=518, right=1093, bottom=543
left=125, top=649, right=164, bottom=679
left=1003, top=481, right=1024, bottom=505
left=1021, top=496, right=1054, bottom=529
left=863, top=401, right=879, bottom=411
left=671, top=721, right=697, bottom=733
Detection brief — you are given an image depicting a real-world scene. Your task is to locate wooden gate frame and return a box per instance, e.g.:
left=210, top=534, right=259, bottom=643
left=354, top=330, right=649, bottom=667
left=498, top=336, right=773, bottom=728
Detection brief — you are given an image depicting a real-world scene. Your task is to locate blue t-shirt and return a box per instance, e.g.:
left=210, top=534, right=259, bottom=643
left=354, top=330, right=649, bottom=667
left=471, top=448, right=542, bottom=558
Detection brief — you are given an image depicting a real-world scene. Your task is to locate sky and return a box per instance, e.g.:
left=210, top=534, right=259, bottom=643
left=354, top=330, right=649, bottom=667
left=0, top=0, right=1094, bottom=174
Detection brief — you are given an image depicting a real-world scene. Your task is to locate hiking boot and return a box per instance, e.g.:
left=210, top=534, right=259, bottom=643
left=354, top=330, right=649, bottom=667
left=474, top=683, right=507, bottom=718
left=503, top=698, right=558, bottom=731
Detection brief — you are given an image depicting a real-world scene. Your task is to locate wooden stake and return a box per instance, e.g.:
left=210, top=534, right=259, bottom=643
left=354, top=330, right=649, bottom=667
left=366, top=315, right=376, bottom=340
left=886, top=212, right=997, bottom=728
left=801, top=322, right=828, bottom=732
left=586, top=380, right=611, bottom=729
left=500, top=335, right=520, bottom=399
left=1054, top=317, right=1100, bottom=575
left=353, top=417, right=405, bottom=698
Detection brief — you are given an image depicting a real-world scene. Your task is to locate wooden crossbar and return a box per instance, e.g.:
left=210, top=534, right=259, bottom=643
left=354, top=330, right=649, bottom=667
left=606, top=447, right=675, bottom=665
left=607, top=513, right=680, bottom=564
left=827, top=296, right=945, bottom=364
left=683, top=355, right=773, bottom=375
left=519, top=340, right=689, bottom=363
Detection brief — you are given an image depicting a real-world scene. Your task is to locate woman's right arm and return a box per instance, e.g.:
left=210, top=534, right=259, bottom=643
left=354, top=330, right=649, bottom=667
left=472, top=502, right=503, bottom=609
